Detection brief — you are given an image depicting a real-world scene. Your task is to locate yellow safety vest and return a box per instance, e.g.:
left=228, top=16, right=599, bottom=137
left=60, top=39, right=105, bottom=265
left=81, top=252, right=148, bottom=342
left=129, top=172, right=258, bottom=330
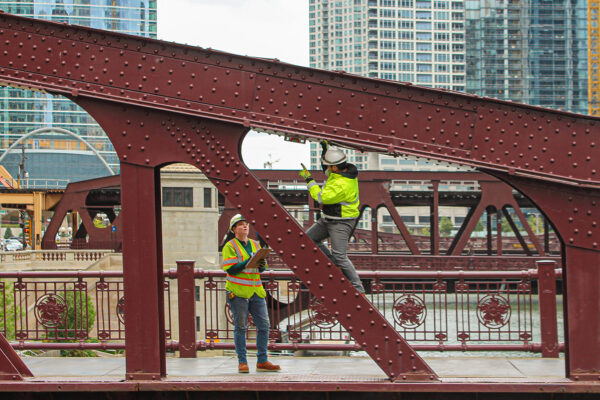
left=221, top=238, right=267, bottom=298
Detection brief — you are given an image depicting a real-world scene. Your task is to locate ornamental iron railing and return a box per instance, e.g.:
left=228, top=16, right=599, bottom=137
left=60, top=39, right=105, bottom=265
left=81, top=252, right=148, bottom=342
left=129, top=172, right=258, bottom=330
left=0, top=261, right=561, bottom=357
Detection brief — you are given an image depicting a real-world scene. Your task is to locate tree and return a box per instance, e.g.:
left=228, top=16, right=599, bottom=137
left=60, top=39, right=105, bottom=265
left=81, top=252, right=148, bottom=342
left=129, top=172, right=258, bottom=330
left=500, top=217, right=513, bottom=233
left=527, top=214, right=542, bottom=234
left=440, top=217, right=454, bottom=236
left=474, top=220, right=484, bottom=232
left=0, top=279, right=18, bottom=340
left=4, top=227, right=12, bottom=239
left=53, top=291, right=97, bottom=357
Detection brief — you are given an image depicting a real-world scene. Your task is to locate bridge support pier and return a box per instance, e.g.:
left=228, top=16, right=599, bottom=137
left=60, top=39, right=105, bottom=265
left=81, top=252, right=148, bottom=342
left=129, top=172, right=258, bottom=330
left=121, top=163, right=166, bottom=380
left=494, top=172, right=600, bottom=380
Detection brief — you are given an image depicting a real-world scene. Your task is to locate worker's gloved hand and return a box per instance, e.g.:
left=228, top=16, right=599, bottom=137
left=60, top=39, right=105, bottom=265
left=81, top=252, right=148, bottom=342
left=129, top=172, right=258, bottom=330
left=258, top=258, right=267, bottom=272
left=320, top=139, right=329, bottom=153
left=300, top=168, right=312, bottom=182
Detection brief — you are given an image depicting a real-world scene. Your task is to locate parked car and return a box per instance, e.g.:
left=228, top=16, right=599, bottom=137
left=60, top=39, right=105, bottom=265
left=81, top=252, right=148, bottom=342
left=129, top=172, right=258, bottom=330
left=5, top=239, right=23, bottom=251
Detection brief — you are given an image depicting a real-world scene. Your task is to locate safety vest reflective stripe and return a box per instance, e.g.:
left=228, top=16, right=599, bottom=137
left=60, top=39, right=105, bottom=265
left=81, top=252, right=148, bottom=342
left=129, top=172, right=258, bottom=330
left=226, top=275, right=261, bottom=286
left=307, top=180, right=318, bottom=190
left=317, top=191, right=323, bottom=204
left=339, top=196, right=359, bottom=206
left=230, top=239, right=244, bottom=256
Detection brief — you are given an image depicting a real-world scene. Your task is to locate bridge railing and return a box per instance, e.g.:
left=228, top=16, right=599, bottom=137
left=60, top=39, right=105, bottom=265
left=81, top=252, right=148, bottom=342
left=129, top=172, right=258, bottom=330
left=0, top=250, right=114, bottom=263
left=0, top=261, right=561, bottom=357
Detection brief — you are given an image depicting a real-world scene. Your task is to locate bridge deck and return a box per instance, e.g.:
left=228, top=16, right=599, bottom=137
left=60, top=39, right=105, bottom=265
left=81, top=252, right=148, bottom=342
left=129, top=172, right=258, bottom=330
left=6, top=356, right=599, bottom=395
left=23, top=355, right=567, bottom=382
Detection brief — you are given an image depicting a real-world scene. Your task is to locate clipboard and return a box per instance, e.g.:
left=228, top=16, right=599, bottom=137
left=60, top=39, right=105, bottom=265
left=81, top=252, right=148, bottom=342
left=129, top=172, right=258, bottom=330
left=247, top=248, right=271, bottom=269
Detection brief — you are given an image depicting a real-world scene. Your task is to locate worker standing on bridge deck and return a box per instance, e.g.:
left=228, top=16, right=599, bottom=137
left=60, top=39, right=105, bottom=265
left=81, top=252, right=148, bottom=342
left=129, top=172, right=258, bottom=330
left=221, top=214, right=281, bottom=373
left=300, top=141, right=366, bottom=294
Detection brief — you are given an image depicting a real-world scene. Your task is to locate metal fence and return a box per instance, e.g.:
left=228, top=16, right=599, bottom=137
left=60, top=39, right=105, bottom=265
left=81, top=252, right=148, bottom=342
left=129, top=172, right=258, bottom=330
left=0, top=261, right=562, bottom=356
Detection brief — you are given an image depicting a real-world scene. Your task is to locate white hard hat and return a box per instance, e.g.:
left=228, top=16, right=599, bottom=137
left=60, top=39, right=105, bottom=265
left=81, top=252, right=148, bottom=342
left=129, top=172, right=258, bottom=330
left=229, top=214, right=247, bottom=232
left=321, top=147, right=347, bottom=166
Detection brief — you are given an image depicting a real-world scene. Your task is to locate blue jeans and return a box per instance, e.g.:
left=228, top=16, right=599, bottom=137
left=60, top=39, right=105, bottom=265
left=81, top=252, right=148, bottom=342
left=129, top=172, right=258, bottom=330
left=226, top=292, right=270, bottom=364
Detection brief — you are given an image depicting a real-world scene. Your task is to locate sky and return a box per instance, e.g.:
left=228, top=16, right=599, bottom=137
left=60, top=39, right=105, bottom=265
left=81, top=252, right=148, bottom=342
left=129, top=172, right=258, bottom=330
left=157, top=0, right=311, bottom=170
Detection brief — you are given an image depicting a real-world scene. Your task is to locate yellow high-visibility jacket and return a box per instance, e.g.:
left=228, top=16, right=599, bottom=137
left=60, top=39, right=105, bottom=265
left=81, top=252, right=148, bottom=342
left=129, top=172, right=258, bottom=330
left=307, top=164, right=360, bottom=219
left=221, top=238, right=267, bottom=298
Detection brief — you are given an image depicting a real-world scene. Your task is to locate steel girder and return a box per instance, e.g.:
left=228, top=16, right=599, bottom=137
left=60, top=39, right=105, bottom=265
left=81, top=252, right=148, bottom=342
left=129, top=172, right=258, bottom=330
left=0, top=13, right=598, bottom=381
left=41, top=175, right=122, bottom=251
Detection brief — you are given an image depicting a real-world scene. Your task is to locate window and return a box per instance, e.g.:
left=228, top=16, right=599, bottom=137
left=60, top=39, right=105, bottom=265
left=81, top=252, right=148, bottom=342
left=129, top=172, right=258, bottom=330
left=402, top=215, right=416, bottom=223
left=204, top=187, right=212, bottom=208
left=381, top=30, right=396, bottom=39
left=162, top=187, right=193, bottom=207
left=380, top=62, right=396, bottom=70
left=417, top=64, right=432, bottom=72
left=380, top=19, right=395, bottom=28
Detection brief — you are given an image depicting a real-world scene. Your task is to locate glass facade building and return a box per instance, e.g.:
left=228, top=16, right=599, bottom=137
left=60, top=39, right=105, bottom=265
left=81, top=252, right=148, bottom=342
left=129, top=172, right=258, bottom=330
left=0, top=1, right=157, bottom=186
left=309, top=0, right=593, bottom=172
left=465, top=0, right=589, bottom=114
left=308, top=0, right=466, bottom=171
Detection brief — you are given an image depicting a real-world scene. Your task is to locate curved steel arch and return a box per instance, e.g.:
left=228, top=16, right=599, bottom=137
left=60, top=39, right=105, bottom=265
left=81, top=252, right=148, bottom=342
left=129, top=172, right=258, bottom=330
left=0, top=127, right=115, bottom=175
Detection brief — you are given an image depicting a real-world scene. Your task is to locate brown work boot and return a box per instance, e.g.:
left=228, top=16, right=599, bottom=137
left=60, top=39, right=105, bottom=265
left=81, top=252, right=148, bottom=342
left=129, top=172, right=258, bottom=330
left=256, top=360, right=281, bottom=372
left=238, top=363, right=249, bottom=373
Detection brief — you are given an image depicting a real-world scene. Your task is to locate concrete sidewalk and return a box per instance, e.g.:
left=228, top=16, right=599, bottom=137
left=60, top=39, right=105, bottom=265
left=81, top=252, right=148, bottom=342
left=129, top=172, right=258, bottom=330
left=22, top=356, right=568, bottom=382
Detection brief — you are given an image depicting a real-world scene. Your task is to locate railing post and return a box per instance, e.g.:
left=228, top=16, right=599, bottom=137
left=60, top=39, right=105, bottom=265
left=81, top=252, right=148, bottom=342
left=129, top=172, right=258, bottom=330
left=177, top=260, right=197, bottom=358
left=537, top=260, right=559, bottom=358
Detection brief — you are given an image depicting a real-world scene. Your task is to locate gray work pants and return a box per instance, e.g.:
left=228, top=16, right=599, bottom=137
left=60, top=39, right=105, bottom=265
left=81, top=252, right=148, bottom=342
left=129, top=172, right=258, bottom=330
left=306, top=217, right=365, bottom=293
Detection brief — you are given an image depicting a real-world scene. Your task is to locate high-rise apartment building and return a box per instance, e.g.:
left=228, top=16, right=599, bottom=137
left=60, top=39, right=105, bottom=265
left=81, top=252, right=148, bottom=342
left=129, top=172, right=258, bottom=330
left=465, top=0, right=589, bottom=115
left=0, top=1, right=157, bottom=187
left=308, top=0, right=466, bottom=171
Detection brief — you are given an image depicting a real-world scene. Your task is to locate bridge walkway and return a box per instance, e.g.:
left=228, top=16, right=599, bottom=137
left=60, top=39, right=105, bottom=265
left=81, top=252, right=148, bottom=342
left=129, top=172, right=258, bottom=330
left=23, top=356, right=567, bottom=383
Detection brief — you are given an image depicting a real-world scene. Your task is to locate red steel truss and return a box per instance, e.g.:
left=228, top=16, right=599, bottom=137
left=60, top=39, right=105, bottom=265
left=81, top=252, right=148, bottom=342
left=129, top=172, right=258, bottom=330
left=0, top=13, right=598, bottom=382
left=42, top=175, right=122, bottom=251
left=43, top=170, right=561, bottom=263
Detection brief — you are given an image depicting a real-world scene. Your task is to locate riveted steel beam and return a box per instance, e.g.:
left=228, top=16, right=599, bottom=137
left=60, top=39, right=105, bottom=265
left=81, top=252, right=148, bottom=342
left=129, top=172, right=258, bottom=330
left=0, top=13, right=598, bottom=380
